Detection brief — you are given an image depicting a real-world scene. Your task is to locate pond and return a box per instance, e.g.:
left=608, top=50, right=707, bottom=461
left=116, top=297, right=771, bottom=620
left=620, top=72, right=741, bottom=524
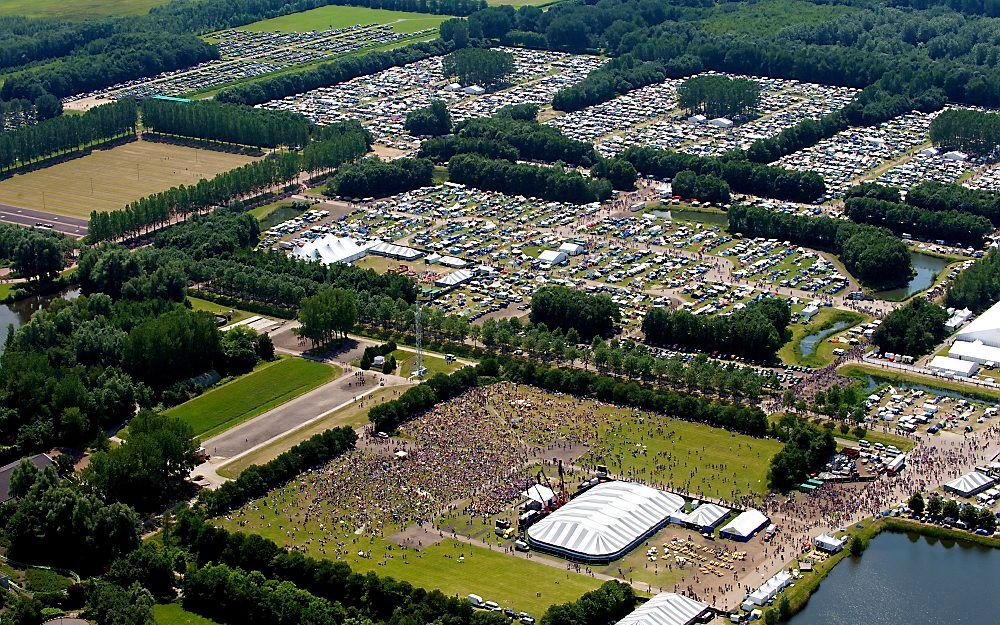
left=799, top=320, right=850, bottom=358
left=789, top=530, right=998, bottom=625
left=876, top=252, right=951, bottom=300
left=0, top=287, right=80, bottom=353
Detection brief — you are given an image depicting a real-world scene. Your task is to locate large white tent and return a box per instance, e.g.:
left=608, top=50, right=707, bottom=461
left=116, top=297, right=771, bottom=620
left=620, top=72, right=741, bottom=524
left=955, top=301, right=1000, bottom=348
left=526, top=481, right=685, bottom=563
left=944, top=471, right=996, bottom=498
left=614, top=593, right=710, bottom=625
left=292, top=235, right=367, bottom=265
left=677, top=502, right=730, bottom=531
left=719, top=509, right=769, bottom=541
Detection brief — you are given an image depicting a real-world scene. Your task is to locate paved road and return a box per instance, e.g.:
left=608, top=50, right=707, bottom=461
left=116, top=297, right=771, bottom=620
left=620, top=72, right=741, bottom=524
left=0, top=202, right=88, bottom=237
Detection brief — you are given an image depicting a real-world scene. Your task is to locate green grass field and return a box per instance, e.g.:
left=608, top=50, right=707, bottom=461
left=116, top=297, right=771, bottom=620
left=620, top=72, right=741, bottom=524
left=187, top=296, right=254, bottom=325
left=0, top=0, right=164, bottom=19
left=0, top=140, right=256, bottom=219
left=218, top=383, right=415, bottom=478
left=699, top=0, right=857, bottom=35
left=165, top=356, right=340, bottom=439
left=237, top=6, right=450, bottom=34
left=250, top=200, right=308, bottom=229
left=153, top=603, right=222, bottom=625
left=778, top=308, right=866, bottom=368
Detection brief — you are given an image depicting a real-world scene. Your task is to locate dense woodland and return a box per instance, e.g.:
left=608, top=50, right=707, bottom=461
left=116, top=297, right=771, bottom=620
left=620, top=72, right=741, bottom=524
left=420, top=115, right=598, bottom=166
left=140, top=99, right=311, bottom=149
left=529, top=285, right=621, bottom=341
left=677, top=74, right=760, bottom=120
left=671, top=169, right=731, bottom=204
left=727, top=203, right=913, bottom=291
left=448, top=153, right=613, bottom=204
left=441, top=47, right=515, bottom=88
left=843, top=196, right=994, bottom=248
left=872, top=298, right=950, bottom=356
left=929, top=108, right=1000, bottom=158
left=946, top=251, right=1000, bottom=313
left=326, top=157, right=434, bottom=198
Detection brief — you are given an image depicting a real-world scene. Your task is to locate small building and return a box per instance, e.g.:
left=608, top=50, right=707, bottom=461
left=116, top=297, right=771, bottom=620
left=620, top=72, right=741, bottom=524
left=887, top=453, right=906, bottom=475
left=943, top=150, right=969, bottom=161
left=946, top=308, right=973, bottom=331
left=719, top=509, right=769, bottom=542
left=948, top=340, right=1000, bottom=366
left=462, top=85, right=486, bottom=95
left=928, top=355, right=978, bottom=378
left=434, top=269, right=474, bottom=289
left=708, top=117, right=733, bottom=128
left=800, top=303, right=820, bottom=321
left=687, top=114, right=707, bottom=124
left=813, top=533, right=846, bottom=553
left=366, top=240, right=423, bottom=261
left=679, top=502, right=731, bottom=532
left=944, top=471, right=997, bottom=498
left=917, top=147, right=939, bottom=157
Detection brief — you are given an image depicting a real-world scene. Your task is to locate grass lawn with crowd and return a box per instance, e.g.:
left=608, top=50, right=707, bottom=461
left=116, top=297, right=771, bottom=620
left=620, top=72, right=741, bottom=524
left=0, top=140, right=257, bottom=218
left=236, top=6, right=451, bottom=34
left=166, top=356, right=340, bottom=439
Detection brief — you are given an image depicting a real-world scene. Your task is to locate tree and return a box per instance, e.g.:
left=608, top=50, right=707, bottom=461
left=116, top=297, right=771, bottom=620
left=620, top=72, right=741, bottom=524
left=591, top=158, right=637, bottom=190
left=678, top=75, right=761, bottom=119
left=405, top=99, right=452, bottom=137
left=34, top=93, right=62, bottom=121
left=8, top=459, right=40, bottom=500
left=442, top=48, right=515, bottom=88
left=13, top=235, right=64, bottom=281
left=777, top=596, right=791, bottom=620
left=872, top=299, right=949, bottom=357
left=439, top=18, right=470, bottom=47
left=83, top=580, right=154, bottom=625
left=849, top=535, right=866, bottom=556
left=908, top=492, right=925, bottom=515
left=297, top=288, right=358, bottom=347
left=927, top=495, right=943, bottom=517
left=943, top=498, right=961, bottom=520
left=530, top=285, right=621, bottom=340
left=959, top=503, right=980, bottom=529
left=978, top=508, right=997, bottom=533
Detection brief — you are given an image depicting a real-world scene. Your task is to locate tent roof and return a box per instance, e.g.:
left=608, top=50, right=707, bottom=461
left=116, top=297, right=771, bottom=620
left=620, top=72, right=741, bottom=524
left=720, top=508, right=768, bottom=537
left=614, top=593, right=708, bottom=625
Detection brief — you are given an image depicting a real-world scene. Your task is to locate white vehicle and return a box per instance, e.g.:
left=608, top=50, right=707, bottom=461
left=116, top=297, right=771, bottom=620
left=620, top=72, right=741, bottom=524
left=484, top=601, right=502, bottom=612
left=467, top=594, right=484, bottom=607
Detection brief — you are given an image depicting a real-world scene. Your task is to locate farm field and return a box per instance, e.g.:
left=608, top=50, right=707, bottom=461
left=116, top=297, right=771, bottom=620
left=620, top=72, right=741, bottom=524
left=236, top=6, right=451, bottom=34
left=165, top=356, right=340, bottom=439
left=218, top=383, right=415, bottom=478
left=0, top=140, right=257, bottom=219
left=0, top=0, right=164, bottom=19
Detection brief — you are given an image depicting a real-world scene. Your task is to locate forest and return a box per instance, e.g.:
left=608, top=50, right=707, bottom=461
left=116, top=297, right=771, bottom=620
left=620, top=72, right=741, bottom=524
left=677, top=74, right=760, bottom=120
left=441, top=47, right=515, bottom=88
left=529, top=285, right=621, bottom=341
left=929, top=108, right=1000, bottom=158
left=447, top=153, right=613, bottom=204
left=326, top=157, right=434, bottom=198
left=140, top=99, right=311, bottom=149
left=946, top=251, right=1000, bottom=313
left=872, top=298, right=950, bottom=356
left=843, top=196, right=994, bottom=248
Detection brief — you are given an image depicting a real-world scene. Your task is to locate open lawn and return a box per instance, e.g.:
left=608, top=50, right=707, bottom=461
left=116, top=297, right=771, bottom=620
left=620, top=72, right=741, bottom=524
left=778, top=308, right=866, bottom=368
left=166, top=356, right=340, bottom=439
left=237, top=6, right=451, bottom=34
left=699, top=0, right=857, bottom=35
left=153, top=603, right=222, bottom=625
left=187, top=296, right=254, bottom=325
left=0, top=140, right=256, bottom=219
left=0, top=0, right=164, bottom=19
left=218, top=383, right=415, bottom=477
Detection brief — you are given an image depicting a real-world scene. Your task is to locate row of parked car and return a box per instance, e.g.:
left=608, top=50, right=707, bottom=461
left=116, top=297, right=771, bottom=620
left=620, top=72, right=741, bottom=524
left=466, top=596, right=535, bottom=623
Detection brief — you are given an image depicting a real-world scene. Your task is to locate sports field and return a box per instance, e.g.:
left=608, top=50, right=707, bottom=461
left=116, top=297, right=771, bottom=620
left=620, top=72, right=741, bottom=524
left=0, top=141, right=257, bottom=219
left=237, top=6, right=451, bottom=34
left=166, top=356, right=340, bottom=439
left=0, top=0, right=163, bottom=19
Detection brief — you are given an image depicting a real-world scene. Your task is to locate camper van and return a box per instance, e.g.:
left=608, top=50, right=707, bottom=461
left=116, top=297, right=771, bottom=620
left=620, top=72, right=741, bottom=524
left=467, top=594, right=484, bottom=608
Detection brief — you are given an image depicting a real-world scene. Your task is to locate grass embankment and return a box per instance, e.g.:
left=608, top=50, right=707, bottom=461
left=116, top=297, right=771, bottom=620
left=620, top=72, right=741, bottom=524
left=779, top=308, right=866, bottom=368
left=166, top=356, right=340, bottom=439
left=218, top=383, right=414, bottom=478
left=839, top=362, right=1000, bottom=403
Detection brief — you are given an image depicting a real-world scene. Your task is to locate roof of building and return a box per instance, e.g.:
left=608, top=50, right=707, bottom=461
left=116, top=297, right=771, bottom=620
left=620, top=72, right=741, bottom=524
left=435, top=269, right=474, bottom=288
left=0, top=454, right=55, bottom=503
left=949, top=340, right=1000, bottom=363
left=683, top=502, right=731, bottom=528
left=538, top=250, right=567, bottom=263
left=366, top=240, right=423, bottom=260
left=614, top=593, right=709, bottom=625
left=955, top=301, right=1000, bottom=348
left=527, top=481, right=685, bottom=560
left=719, top=508, right=769, bottom=538
left=928, top=355, right=978, bottom=375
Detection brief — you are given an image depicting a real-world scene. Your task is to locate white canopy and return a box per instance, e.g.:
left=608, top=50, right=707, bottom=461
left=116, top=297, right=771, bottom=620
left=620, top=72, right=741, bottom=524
left=614, top=593, right=709, bottom=625
left=719, top=509, right=768, bottom=540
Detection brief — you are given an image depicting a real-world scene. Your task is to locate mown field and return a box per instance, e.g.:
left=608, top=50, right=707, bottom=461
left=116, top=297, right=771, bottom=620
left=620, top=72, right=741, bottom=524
left=0, top=0, right=164, bottom=19
left=0, top=140, right=256, bottom=218
left=237, top=6, right=451, bottom=34
left=166, top=356, right=340, bottom=439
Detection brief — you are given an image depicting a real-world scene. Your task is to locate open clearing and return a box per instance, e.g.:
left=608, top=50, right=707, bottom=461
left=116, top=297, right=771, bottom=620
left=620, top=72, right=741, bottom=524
left=0, top=140, right=257, bottom=219
left=153, top=603, right=222, bottom=625
left=218, top=383, right=415, bottom=478
left=187, top=296, right=255, bottom=325
left=0, top=0, right=163, bottom=18
left=237, top=6, right=451, bottom=34
left=166, top=356, right=340, bottom=439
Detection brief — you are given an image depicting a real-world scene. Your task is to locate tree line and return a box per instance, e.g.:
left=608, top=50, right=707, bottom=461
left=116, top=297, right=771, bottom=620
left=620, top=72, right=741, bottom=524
left=0, top=99, right=137, bottom=173
left=727, top=203, right=913, bottom=291
left=419, top=115, right=599, bottom=166
left=216, top=39, right=452, bottom=106
left=621, top=146, right=825, bottom=203
left=642, top=298, right=791, bottom=361
left=326, top=157, right=434, bottom=199
left=448, top=153, right=613, bottom=204
left=529, top=285, right=620, bottom=341
left=843, top=196, right=993, bottom=248
left=945, top=250, right=1000, bottom=313
left=906, top=181, right=1000, bottom=227
left=767, top=414, right=836, bottom=491
left=552, top=56, right=671, bottom=112
left=671, top=169, right=731, bottom=204
left=873, top=298, right=950, bottom=356
left=677, top=74, right=760, bottom=120
left=442, top=47, right=515, bottom=88
left=140, top=99, right=311, bottom=149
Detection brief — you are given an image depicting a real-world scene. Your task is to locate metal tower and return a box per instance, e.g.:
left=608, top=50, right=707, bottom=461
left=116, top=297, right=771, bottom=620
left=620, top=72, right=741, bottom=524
left=413, top=297, right=424, bottom=377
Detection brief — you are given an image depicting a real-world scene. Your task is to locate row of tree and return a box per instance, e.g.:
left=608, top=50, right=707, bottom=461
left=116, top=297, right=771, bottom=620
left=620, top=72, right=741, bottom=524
left=843, top=196, right=994, bottom=248
left=905, top=181, right=1000, bottom=227
left=929, top=108, right=1000, bottom=158
left=551, top=56, right=670, bottom=112
left=327, top=156, right=434, bottom=199
left=677, top=74, right=760, bottom=120
left=0, top=99, right=137, bottom=173
left=767, top=414, right=836, bottom=491
left=671, top=169, right=731, bottom=204
left=872, top=298, right=950, bottom=357
left=448, top=153, right=612, bottom=204
left=621, top=146, right=825, bottom=203
left=441, top=47, right=515, bottom=88
left=727, top=203, right=912, bottom=291
left=420, top=115, right=599, bottom=166
left=945, top=251, right=1000, bottom=313
left=642, top=298, right=791, bottom=361
left=140, top=99, right=311, bottom=149
left=529, top=285, right=620, bottom=341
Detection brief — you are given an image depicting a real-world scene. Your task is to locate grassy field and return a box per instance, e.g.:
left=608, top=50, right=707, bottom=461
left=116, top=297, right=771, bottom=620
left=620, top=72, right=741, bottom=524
left=392, top=349, right=463, bottom=377
left=699, top=0, right=857, bottom=35
left=165, top=356, right=340, bottom=439
left=0, top=141, right=257, bottom=218
left=778, top=308, right=866, bottom=368
left=0, top=0, right=164, bottom=18
left=187, top=296, right=254, bottom=325
left=153, top=603, right=222, bottom=625
left=218, top=383, right=415, bottom=478
left=237, top=6, right=450, bottom=34
left=250, top=200, right=308, bottom=229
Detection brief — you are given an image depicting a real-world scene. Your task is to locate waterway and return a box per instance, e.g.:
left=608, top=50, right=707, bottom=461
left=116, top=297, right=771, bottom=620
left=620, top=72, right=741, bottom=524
left=877, top=252, right=951, bottom=300
left=799, top=320, right=850, bottom=358
left=789, top=531, right=998, bottom=625
left=0, top=287, right=80, bottom=352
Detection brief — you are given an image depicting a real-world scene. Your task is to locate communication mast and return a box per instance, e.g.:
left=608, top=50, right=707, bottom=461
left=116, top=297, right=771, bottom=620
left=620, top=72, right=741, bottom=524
left=413, top=297, right=425, bottom=377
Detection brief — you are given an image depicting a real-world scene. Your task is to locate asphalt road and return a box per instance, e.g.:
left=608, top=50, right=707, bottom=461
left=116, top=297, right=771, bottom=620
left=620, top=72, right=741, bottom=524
left=0, top=202, right=88, bottom=237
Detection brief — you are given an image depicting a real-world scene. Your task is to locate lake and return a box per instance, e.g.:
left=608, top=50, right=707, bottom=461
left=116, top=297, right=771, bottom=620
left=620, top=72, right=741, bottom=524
left=789, top=530, right=998, bottom=625
left=0, top=287, right=80, bottom=352
left=877, top=252, right=951, bottom=300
